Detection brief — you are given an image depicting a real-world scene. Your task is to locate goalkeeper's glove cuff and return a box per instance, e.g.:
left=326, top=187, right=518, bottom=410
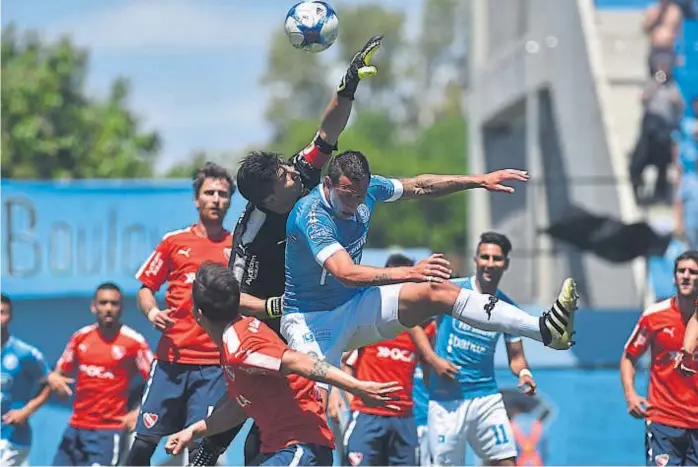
left=337, top=72, right=360, bottom=100
left=265, top=296, right=283, bottom=319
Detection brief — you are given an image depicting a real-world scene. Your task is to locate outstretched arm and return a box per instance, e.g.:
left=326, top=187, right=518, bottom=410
left=398, top=170, right=530, bottom=200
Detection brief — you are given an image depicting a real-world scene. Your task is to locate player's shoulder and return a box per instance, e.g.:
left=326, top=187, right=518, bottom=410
left=158, top=226, right=196, bottom=248
left=224, top=317, right=264, bottom=353
left=8, top=336, right=44, bottom=360
left=235, top=205, right=268, bottom=245
left=641, top=298, right=675, bottom=319
left=118, top=325, right=148, bottom=346
left=73, top=323, right=98, bottom=339
left=293, top=189, right=332, bottom=226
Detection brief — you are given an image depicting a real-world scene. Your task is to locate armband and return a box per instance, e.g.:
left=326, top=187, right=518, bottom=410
left=301, top=133, right=337, bottom=169
left=265, top=296, right=283, bottom=319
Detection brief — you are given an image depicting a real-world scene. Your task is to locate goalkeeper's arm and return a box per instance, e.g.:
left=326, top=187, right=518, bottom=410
left=298, top=35, right=383, bottom=170
left=239, top=294, right=282, bottom=321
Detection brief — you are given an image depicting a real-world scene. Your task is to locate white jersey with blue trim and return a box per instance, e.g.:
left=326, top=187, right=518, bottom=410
left=283, top=175, right=403, bottom=314
left=428, top=276, right=521, bottom=401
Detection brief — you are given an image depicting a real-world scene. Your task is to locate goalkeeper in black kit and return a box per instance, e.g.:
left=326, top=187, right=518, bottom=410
left=187, top=35, right=383, bottom=467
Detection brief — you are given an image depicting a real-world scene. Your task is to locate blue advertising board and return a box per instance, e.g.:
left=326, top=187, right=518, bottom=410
left=1, top=179, right=247, bottom=298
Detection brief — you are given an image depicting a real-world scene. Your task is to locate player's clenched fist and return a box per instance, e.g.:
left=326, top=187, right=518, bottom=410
left=165, top=427, right=196, bottom=456
left=409, top=254, right=453, bottom=284
left=147, top=307, right=175, bottom=331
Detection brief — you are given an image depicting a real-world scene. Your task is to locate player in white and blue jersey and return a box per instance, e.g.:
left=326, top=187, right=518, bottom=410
left=281, top=151, right=578, bottom=408
left=1, top=294, right=52, bottom=466
left=428, top=232, right=537, bottom=466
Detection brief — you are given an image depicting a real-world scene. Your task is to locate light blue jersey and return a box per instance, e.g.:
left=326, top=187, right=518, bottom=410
left=412, top=364, right=429, bottom=426
left=284, top=175, right=403, bottom=314
left=1, top=336, right=50, bottom=446
left=428, top=277, right=521, bottom=401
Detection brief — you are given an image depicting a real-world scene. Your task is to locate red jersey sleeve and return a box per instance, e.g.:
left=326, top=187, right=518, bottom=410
left=135, top=237, right=172, bottom=292
left=624, top=314, right=652, bottom=359
left=135, top=340, right=154, bottom=380
left=345, top=349, right=360, bottom=368
left=425, top=321, right=437, bottom=341
left=56, top=332, right=81, bottom=375
left=225, top=320, right=287, bottom=373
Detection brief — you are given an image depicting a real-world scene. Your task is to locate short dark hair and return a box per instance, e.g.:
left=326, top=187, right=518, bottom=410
left=674, top=250, right=698, bottom=273
left=385, top=253, right=415, bottom=267
left=192, top=262, right=241, bottom=323
left=327, top=151, right=371, bottom=184
left=193, top=162, right=235, bottom=198
left=236, top=151, right=284, bottom=205
left=1, top=293, right=11, bottom=309
left=95, top=282, right=122, bottom=297
left=477, top=231, right=513, bottom=257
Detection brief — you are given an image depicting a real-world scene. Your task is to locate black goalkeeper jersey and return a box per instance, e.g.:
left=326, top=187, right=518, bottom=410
left=228, top=153, right=322, bottom=337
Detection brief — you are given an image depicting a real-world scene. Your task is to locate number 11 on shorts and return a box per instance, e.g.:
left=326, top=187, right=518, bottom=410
left=491, top=424, right=509, bottom=445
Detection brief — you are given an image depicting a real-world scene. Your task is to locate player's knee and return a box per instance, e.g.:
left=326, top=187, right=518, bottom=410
left=124, top=435, right=159, bottom=466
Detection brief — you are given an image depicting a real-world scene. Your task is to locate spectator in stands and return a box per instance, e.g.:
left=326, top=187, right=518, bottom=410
left=630, top=57, right=685, bottom=203
left=642, top=0, right=683, bottom=76
left=675, top=155, right=698, bottom=248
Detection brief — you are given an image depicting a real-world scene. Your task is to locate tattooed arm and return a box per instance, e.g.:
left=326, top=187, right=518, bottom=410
left=322, top=249, right=452, bottom=287
left=399, top=170, right=530, bottom=200
left=280, top=350, right=402, bottom=409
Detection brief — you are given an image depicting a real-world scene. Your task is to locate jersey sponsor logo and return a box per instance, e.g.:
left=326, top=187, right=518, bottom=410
left=142, top=412, right=158, bottom=429
left=347, top=452, right=363, bottom=466
left=346, top=236, right=367, bottom=260
left=177, top=248, right=191, bottom=257
left=184, top=272, right=196, bottom=284
left=655, top=454, right=669, bottom=466
left=245, top=255, right=260, bottom=287
left=661, top=327, right=675, bottom=337
left=304, top=330, right=331, bottom=343
left=111, top=345, right=125, bottom=360
left=483, top=296, right=498, bottom=320
left=2, top=354, right=18, bottom=371
left=376, top=346, right=415, bottom=363
left=248, top=319, right=261, bottom=334
left=79, top=364, right=115, bottom=379
left=451, top=319, right=497, bottom=339
left=447, top=333, right=488, bottom=354
left=145, top=252, right=164, bottom=276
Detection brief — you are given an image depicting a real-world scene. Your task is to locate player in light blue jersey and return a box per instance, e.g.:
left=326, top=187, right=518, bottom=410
left=1, top=294, right=54, bottom=466
left=281, top=151, right=578, bottom=408
left=427, top=232, right=536, bottom=466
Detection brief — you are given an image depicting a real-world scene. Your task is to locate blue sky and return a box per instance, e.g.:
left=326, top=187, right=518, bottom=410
left=3, top=0, right=421, bottom=172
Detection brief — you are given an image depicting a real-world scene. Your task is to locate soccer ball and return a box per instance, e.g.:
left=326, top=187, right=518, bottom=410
left=284, top=1, right=339, bottom=53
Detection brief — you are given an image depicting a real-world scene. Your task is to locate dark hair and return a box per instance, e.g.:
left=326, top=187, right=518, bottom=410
left=327, top=151, right=371, bottom=184
left=477, top=231, right=513, bottom=257
left=192, top=262, right=241, bottom=323
left=674, top=250, right=698, bottom=274
left=385, top=253, right=415, bottom=267
left=236, top=151, right=284, bottom=205
left=95, top=282, right=122, bottom=297
left=1, top=293, right=11, bottom=310
left=193, top=162, right=235, bottom=198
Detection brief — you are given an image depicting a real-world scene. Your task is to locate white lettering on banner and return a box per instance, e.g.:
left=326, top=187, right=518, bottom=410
left=376, top=346, right=415, bottom=362
left=79, top=364, right=115, bottom=379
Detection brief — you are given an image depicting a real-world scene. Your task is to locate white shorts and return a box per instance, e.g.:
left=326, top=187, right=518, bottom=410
left=281, top=285, right=406, bottom=371
left=428, top=394, right=517, bottom=465
left=417, top=425, right=431, bottom=466
left=0, top=439, right=29, bottom=467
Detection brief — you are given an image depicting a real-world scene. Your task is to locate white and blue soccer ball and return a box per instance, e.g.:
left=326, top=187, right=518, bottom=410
left=284, top=1, right=339, bottom=53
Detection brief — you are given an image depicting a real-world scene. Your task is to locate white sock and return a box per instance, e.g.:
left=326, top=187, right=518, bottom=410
left=451, top=289, right=543, bottom=342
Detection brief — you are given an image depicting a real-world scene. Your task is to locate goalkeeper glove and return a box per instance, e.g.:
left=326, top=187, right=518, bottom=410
left=265, top=296, right=283, bottom=319
left=337, top=34, right=383, bottom=100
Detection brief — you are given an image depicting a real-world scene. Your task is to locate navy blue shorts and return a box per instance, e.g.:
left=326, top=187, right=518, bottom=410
left=135, top=360, right=227, bottom=438
left=254, top=443, right=333, bottom=466
left=52, top=426, right=123, bottom=466
left=645, top=420, right=698, bottom=466
left=344, top=412, right=417, bottom=466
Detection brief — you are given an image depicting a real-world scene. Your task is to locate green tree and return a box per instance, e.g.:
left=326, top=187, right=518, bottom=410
left=1, top=24, right=160, bottom=179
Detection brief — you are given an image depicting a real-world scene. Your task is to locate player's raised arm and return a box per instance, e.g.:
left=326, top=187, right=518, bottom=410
left=280, top=349, right=401, bottom=411
left=295, top=35, right=383, bottom=172
left=397, top=170, right=530, bottom=200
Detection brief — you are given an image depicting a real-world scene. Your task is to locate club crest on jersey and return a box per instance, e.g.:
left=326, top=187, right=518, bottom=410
left=2, top=354, right=18, bottom=371
left=142, top=412, right=158, bottom=429
left=655, top=454, right=669, bottom=466
left=111, top=345, right=125, bottom=360
left=348, top=452, right=363, bottom=466
left=356, top=204, right=370, bottom=223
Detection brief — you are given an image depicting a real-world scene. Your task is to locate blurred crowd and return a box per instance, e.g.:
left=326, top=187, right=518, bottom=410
left=630, top=0, right=697, bottom=248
